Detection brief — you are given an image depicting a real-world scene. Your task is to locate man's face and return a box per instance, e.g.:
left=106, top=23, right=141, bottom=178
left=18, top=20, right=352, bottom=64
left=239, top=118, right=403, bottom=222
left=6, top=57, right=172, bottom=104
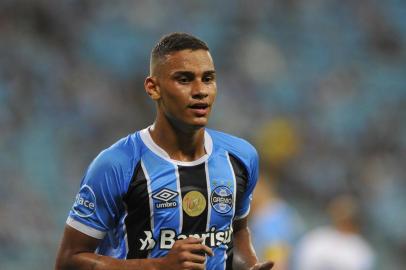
left=152, top=49, right=217, bottom=129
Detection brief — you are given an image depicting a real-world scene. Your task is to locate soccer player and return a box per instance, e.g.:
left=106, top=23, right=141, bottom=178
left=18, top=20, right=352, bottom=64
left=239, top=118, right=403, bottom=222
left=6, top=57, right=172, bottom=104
left=55, top=32, right=274, bottom=270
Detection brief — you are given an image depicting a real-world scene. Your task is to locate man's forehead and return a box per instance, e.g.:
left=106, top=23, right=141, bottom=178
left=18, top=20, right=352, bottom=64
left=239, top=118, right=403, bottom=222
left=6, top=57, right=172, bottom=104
left=161, top=49, right=214, bottom=71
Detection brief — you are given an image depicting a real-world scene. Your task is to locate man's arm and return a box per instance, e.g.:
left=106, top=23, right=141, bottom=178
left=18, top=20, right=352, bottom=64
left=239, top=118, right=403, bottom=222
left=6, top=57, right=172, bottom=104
left=55, top=225, right=213, bottom=270
left=232, top=217, right=274, bottom=270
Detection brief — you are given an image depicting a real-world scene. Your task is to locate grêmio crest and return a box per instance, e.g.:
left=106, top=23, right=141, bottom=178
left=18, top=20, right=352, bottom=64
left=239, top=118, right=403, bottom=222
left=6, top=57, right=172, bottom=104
left=211, top=186, right=233, bottom=214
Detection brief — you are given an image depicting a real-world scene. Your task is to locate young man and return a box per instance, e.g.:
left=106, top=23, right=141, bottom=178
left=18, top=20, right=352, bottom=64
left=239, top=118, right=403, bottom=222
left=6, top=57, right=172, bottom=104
left=55, top=33, right=274, bottom=270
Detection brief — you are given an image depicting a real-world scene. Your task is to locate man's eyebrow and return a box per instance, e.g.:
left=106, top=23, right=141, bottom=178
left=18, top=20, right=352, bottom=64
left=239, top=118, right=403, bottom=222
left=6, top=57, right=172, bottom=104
left=203, top=70, right=216, bottom=76
left=172, top=71, right=194, bottom=76
left=170, top=70, right=216, bottom=77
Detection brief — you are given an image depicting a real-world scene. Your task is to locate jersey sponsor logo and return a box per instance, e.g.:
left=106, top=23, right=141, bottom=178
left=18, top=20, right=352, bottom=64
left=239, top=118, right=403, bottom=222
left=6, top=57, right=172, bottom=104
left=139, top=231, right=156, bottom=250
left=211, top=186, right=233, bottom=214
left=72, top=185, right=96, bottom=217
left=139, top=227, right=233, bottom=250
left=182, top=190, right=206, bottom=217
left=152, top=188, right=178, bottom=209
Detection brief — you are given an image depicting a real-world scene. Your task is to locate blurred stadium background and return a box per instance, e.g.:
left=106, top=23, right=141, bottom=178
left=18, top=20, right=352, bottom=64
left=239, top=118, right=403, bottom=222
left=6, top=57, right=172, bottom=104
left=0, top=0, right=405, bottom=269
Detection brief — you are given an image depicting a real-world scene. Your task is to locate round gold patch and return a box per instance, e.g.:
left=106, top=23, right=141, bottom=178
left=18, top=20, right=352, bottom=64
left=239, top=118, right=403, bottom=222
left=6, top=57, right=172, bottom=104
left=182, top=191, right=206, bottom=217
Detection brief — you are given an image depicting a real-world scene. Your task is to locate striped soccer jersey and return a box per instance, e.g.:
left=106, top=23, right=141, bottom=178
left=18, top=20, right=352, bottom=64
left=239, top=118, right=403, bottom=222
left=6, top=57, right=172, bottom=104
left=67, top=127, right=259, bottom=269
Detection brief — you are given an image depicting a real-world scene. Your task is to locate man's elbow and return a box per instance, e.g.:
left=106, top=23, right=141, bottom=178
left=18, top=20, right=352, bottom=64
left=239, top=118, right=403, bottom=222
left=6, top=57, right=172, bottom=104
left=55, top=251, right=77, bottom=270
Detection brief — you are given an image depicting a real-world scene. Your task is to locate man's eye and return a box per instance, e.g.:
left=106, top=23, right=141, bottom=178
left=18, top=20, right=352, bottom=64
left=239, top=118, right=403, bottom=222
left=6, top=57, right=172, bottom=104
left=203, top=76, right=214, bottom=83
left=177, top=77, right=190, bottom=83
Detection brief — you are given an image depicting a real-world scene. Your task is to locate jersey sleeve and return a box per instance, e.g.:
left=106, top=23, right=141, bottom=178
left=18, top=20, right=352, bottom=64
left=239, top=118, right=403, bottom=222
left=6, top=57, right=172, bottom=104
left=234, top=146, right=259, bottom=220
left=67, top=144, right=134, bottom=239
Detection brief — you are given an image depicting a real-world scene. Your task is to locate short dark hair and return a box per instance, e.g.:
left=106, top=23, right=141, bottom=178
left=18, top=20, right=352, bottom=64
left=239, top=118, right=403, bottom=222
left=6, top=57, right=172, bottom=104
left=151, top=32, right=209, bottom=60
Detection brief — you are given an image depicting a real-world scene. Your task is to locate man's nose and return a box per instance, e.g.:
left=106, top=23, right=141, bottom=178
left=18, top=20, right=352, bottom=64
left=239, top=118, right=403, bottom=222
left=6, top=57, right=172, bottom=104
left=191, top=80, right=209, bottom=99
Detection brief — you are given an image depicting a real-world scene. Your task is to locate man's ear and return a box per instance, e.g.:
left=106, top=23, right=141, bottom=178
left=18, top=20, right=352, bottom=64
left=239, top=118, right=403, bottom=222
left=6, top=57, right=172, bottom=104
left=144, top=76, right=160, bottom=100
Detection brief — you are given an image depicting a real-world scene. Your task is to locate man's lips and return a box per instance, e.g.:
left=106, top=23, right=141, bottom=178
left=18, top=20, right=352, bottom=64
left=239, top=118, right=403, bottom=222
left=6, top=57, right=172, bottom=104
left=188, top=103, right=210, bottom=116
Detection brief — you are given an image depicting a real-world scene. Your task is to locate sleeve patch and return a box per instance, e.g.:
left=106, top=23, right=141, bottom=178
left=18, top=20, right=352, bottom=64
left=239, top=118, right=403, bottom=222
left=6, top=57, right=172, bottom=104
left=72, top=185, right=97, bottom=218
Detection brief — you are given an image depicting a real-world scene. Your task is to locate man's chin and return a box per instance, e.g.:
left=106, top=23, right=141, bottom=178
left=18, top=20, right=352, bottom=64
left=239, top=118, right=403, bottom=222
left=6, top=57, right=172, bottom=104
left=167, top=116, right=208, bottom=132
left=190, top=118, right=209, bottom=128
left=183, top=117, right=210, bottom=132
left=182, top=115, right=209, bottom=128
left=184, top=122, right=207, bottom=132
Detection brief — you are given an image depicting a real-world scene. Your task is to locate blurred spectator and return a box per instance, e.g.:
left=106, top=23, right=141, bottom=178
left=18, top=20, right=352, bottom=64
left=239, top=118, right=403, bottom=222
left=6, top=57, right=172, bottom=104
left=293, top=194, right=375, bottom=270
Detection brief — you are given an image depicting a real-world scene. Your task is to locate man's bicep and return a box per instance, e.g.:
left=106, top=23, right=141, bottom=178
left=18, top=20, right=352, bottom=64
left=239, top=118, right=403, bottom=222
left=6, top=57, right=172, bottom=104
left=233, top=216, right=249, bottom=233
left=55, top=225, right=101, bottom=269
left=59, top=225, right=101, bottom=254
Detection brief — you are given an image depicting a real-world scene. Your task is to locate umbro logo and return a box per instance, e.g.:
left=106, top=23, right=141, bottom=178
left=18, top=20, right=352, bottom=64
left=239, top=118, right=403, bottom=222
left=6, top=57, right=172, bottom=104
left=153, top=188, right=178, bottom=202
left=152, top=188, right=178, bottom=209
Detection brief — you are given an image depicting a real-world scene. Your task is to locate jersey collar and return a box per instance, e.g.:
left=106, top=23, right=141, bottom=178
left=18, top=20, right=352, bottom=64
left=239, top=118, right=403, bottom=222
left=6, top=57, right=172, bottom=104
left=139, top=126, right=213, bottom=167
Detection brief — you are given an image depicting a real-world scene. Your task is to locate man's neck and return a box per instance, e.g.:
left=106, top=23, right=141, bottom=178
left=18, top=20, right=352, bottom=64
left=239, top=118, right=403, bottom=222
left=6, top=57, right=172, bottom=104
left=148, top=118, right=206, bottom=162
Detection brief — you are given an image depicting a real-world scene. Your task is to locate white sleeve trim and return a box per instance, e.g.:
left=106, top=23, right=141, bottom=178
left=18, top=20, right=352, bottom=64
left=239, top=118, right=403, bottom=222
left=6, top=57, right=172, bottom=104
left=66, top=217, right=106, bottom=239
left=234, top=205, right=250, bottom=220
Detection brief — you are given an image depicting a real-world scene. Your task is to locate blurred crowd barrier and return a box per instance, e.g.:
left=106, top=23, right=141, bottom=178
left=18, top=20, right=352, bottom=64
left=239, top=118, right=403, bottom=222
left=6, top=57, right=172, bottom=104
left=0, top=0, right=405, bottom=269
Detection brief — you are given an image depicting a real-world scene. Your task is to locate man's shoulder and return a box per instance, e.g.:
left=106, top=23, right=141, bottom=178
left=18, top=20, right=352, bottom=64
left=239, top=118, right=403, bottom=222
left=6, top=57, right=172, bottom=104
left=90, top=131, right=142, bottom=171
left=206, top=128, right=258, bottom=159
